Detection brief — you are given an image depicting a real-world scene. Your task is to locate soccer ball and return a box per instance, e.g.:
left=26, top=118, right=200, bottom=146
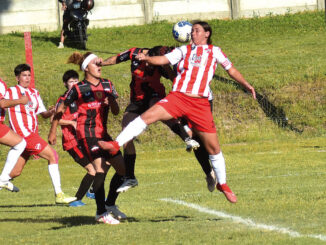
left=172, top=21, right=192, bottom=43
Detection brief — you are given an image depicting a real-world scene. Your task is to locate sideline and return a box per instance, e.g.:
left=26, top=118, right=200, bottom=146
left=160, top=198, right=326, bottom=242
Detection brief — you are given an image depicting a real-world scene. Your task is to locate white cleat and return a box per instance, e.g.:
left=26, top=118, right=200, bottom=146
left=206, top=170, right=217, bottom=192
left=185, top=137, right=200, bottom=152
left=95, top=211, right=120, bottom=225
left=0, top=180, right=19, bottom=192
left=116, top=178, right=138, bottom=193
left=106, top=205, right=127, bottom=220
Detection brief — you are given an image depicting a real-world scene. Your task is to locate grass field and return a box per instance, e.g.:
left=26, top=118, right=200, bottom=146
left=0, top=11, right=325, bottom=244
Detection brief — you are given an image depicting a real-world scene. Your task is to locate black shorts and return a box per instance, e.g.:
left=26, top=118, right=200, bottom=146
left=78, top=135, right=121, bottom=162
left=125, top=93, right=161, bottom=115
left=67, top=145, right=90, bottom=167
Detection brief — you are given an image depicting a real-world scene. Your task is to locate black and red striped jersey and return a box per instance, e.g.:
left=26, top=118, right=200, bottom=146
left=56, top=91, right=79, bottom=151
left=116, top=47, right=168, bottom=101
left=64, top=78, right=118, bottom=140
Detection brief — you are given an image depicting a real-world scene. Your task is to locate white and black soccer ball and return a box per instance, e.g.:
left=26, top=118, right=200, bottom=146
left=172, top=21, right=192, bottom=43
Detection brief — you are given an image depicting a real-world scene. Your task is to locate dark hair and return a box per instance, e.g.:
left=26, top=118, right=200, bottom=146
left=62, top=70, right=79, bottom=83
left=14, top=64, right=31, bottom=76
left=192, top=20, right=212, bottom=44
left=148, top=46, right=174, bottom=56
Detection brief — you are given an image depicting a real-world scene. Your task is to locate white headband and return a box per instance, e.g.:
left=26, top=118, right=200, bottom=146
left=81, top=54, right=97, bottom=71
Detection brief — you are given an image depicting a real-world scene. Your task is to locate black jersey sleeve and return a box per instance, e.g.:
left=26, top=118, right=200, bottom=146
left=116, top=50, right=131, bottom=64
left=64, top=86, right=78, bottom=106
left=55, top=96, right=64, bottom=111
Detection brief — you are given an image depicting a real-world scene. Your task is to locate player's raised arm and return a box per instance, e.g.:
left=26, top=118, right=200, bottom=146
left=101, top=55, right=118, bottom=66
left=136, top=53, right=170, bottom=66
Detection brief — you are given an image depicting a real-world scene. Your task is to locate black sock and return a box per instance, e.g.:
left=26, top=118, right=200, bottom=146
left=93, top=173, right=106, bottom=215
left=75, top=173, right=95, bottom=200
left=169, top=122, right=189, bottom=141
left=105, top=173, right=124, bottom=206
left=124, top=154, right=136, bottom=178
left=193, top=136, right=212, bottom=176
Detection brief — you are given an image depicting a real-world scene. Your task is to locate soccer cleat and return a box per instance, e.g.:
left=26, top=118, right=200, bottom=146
left=185, top=137, right=200, bottom=152
left=105, top=205, right=127, bottom=220
left=95, top=211, right=120, bottom=225
left=216, top=183, right=237, bottom=203
left=206, top=170, right=217, bottom=192
left=98, top=140, right=120, bottom=155
left=55, top=192, right=77, bottom=204
left=116, top=178, right=138, bottom=193
left=57, top=42, right=64, bottom=49
left=69, top=200, right=86, bottom=207
left=86, top=190, right=95, bottom=199
left=0, top=180, right=19, bottom=192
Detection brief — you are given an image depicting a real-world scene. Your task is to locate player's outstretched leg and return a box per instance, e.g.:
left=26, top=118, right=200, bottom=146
left=98, top=140, right=120, bottom=155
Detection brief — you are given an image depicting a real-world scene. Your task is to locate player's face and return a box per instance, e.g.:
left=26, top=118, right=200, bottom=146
left=16, top=70, right=31, bottom=88
left=86, top=58, right=102, bottom=79
left=65, top=78, right=78, bottom=90
left=191, top=24, right=209, bottom=45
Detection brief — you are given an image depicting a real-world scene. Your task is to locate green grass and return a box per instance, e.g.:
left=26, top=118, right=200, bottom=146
left=0, top=11, right=325, bottom=244
left=0, top=137, right=325, bottom=244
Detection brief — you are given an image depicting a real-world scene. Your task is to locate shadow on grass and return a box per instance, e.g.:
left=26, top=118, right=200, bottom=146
left=214, top=75, right=303, bottom=133
left=8, top=32, right=87, bottom=50
left=0, top=204, right=57, bottom=208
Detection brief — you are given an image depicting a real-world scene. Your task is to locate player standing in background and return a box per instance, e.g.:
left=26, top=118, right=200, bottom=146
left=99, top=21, right=256, bottom=203
left=55, top=70, right=95, bottom=207
left=6, top=64, right=76, bottom=204
left=0, top=78, right=28, bottom=192
left=101, top=46, right=200, bottom=192
left=49, top=52, right=126, bottom=224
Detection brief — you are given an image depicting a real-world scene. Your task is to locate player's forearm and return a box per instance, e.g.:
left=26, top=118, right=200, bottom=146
left=102, top=56, right=117, bottom=66
left=146, top=56, right=170, bottom=66
left=58, top=119, right=74, bottom=126
left=0, top=98, right=25, bottom=108
left=227, top=67, right=252, bottom=91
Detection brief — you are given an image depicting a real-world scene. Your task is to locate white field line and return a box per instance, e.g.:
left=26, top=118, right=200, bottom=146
left=160, top=198, right=326, bottom=242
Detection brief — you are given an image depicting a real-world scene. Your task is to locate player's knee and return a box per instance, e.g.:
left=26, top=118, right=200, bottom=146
left=14, top=139, right=26, bottom=152
left=85, top=164, right=96, bottom=176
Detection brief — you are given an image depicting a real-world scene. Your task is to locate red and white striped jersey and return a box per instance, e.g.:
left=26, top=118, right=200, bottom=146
left=0, top=79, right=8, bottom=122
left=165, top=44, right=233, bottom=97
left=6, top=85, right=46, bottom=137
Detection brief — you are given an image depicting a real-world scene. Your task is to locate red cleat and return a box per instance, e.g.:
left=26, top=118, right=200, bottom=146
left=98, top=140, right=120, bottom=155
left=216, top=183, right=237, bottom=203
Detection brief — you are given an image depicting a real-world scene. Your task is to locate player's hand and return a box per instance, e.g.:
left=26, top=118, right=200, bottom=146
left=103, top=96, right=109, bottom=106
left=71, top=120, right=77, bottom=129
left=19, top=95, right=29, bottom=105
left=247, top=86, right=256, bottom=100
left=47, top=105, right=56, bottom=116
left=62, top=3, right=67, bottom=10
left=136, top=53, right=146, bottom=61
left=95, top=57, right=103, bottom=66
left=48, top=131, right=56, bottom=145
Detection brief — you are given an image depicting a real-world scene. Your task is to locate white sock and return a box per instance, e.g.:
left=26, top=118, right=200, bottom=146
left=116, top=116, right=147, bottom=146
left=209, top=152, right=226, bottom=185
left=48, top=164, right=62, bottom=195
left=0, top=139, right=26, bottom=181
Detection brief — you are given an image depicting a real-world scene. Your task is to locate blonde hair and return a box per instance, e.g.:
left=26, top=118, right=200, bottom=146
left=67, top=52, right=93, bottom=70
